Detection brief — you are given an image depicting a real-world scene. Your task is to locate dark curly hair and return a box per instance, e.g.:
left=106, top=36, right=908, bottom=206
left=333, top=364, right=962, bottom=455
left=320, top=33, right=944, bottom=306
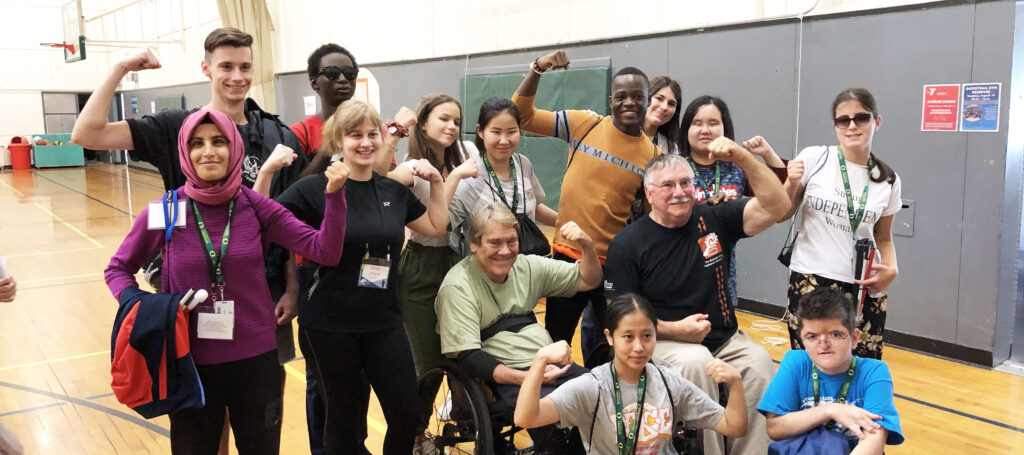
left=305, top=43, right=358, bottom=80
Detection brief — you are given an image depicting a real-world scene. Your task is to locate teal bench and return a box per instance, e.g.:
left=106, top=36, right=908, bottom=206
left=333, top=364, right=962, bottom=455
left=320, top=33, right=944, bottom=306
left=32, top=133, right=84, bottom=168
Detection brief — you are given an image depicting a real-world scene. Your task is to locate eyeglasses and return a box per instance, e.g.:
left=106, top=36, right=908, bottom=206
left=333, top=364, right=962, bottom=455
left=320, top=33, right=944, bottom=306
left=833, top=113, right=873, bottom=129
left=318, top=66, right=358, bottom=82
left=802, top=331, right=850, bottom=344
left=650, top=179, right=693, bottom=192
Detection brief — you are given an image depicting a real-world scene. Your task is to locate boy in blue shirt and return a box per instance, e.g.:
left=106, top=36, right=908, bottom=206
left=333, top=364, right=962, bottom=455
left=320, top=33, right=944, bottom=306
left=758, top=288, right=903, bottom=454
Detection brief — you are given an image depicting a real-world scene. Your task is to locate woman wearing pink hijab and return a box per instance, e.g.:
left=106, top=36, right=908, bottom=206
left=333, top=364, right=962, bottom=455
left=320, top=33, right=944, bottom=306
left=105, top=109, right=349, bottom=454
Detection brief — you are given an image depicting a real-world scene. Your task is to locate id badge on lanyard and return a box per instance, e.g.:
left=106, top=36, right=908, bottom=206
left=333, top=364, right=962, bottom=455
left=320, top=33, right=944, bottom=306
left=197, top=286, right=235, bottom=340
left=358, top=244, right=391, bottom=289
left=191, top=198, right=236, bottom=340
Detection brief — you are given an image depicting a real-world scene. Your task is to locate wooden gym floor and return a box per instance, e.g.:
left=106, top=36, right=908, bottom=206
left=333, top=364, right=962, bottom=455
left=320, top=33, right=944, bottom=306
left=0, top=164, right=1022, bottom=454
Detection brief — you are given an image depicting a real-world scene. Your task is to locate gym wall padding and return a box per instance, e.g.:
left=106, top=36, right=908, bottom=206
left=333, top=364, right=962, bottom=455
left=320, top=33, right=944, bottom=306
left=131, top=0, right=1018, bottom=365
left=459, top=67, right=611, bottom=210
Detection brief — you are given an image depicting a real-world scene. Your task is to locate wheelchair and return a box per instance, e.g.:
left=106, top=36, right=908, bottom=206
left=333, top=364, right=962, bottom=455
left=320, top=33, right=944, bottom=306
left=416, top=359, right=530, bottom=455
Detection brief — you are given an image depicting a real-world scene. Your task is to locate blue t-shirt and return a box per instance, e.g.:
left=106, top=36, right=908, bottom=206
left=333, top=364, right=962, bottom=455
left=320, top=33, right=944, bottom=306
left=757, top=350, right=904, bottom=446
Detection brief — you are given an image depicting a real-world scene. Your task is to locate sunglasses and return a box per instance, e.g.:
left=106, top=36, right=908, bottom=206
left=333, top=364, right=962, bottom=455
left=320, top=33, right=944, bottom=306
left=317, top=66, right=358, bottom=82
left=833, top=113, right=873, bottom=128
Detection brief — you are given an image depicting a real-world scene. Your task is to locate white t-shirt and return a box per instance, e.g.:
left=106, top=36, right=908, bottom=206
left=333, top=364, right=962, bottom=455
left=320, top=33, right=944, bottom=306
left=790, top=145, right=902, bottom=283
left=400, top=141, right=478, bottom=247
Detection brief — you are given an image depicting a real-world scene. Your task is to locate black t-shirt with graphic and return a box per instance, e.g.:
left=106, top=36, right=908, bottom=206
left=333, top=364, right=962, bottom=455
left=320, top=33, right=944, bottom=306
left=604, top=199, right=749, bottom=351
left=276, top=173, right=426, bottom=333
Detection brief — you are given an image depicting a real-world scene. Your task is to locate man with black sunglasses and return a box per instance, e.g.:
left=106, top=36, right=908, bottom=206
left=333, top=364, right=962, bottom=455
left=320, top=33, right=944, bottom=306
left=291, top=44, right=414, bottom=178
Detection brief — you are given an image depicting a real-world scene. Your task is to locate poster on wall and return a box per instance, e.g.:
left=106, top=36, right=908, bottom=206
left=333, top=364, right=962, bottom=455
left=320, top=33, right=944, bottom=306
left=921, top=84, right=960, bottom=131
left=355, top=68, right=381, bottom=112
left=960, top=83, right=1001, bottom=132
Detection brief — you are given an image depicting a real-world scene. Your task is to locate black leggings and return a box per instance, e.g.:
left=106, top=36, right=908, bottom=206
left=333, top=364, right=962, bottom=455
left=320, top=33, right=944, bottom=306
left=303, top=325, right=421, bottom=455
left=544, top=252, right=606, bottom=358
left=169, top=350, right=282, bottom=455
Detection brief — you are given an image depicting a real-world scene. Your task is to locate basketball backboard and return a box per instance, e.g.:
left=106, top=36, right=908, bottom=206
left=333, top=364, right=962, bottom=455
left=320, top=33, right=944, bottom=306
left=61, top=0, right=86, bottom=62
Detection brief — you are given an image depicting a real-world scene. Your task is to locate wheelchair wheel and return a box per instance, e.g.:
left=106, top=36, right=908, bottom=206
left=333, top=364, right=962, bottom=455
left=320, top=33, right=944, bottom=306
left=418, top=361, right=494, bottom=454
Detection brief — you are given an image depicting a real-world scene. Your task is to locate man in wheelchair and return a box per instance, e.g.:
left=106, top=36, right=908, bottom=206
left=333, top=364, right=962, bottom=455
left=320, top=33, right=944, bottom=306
left=435, top=203, right=603, bottom=453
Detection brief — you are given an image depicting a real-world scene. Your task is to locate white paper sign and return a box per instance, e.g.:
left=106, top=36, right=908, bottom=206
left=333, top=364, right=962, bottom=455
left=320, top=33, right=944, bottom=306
left=147, top=201, right=187, bottom=230
left=150, top=101, right=156, bottom=114
left=197, top=312, right=234, bottom=340
left=303, top=96, right=317, bottom=116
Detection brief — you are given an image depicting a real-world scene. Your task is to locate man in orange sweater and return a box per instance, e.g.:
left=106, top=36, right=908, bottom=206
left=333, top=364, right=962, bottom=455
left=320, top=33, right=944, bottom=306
left=512, top=50, right=660, bottom=361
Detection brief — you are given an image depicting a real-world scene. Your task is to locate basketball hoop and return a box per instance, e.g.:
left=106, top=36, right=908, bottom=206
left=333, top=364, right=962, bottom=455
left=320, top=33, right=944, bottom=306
left=40, top=42, right=76, bottom=54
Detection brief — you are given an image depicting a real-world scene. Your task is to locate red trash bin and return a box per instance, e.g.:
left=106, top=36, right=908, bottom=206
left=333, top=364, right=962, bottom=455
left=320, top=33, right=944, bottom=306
left=8, top=136, right=31, bottom=170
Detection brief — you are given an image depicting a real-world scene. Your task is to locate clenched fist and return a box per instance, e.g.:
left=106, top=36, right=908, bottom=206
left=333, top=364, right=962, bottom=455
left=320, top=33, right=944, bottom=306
left=707, top=137, right=748, bottom=163
left=118, top=49, right=161, bottom=73
left=705, top=358, right=742, bottom=386
left=325, top=161, right=351, bottom=193
left=260, top=144, right=298, bottom=176
left=558, top=221, right=592, bottom=248
left=786, top=159, right=805, bottom=184
left=535, top=50, right=570, bottom=72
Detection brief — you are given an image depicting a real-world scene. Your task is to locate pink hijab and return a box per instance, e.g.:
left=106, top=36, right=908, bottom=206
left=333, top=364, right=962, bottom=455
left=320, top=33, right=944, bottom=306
left=177, top=109, right=244, bottom=205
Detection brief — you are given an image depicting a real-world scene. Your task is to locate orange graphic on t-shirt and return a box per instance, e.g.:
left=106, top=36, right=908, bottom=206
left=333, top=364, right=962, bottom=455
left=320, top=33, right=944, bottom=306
left=698, top=233, right=722, bottom=258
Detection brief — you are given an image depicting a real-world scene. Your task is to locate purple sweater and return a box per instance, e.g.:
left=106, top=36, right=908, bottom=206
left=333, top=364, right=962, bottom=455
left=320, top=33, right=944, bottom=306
left=105, top=186, right=346, bottom=365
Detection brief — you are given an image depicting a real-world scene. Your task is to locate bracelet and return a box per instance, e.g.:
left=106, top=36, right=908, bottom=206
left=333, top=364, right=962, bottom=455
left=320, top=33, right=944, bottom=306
left=385, top=119, right=409, bottom=138
left=531, top=59, right=546, bottom=75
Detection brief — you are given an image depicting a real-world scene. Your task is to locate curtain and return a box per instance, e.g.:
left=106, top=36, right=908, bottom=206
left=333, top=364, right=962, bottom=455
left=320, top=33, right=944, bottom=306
left=216, top=0, right=276, bottom=112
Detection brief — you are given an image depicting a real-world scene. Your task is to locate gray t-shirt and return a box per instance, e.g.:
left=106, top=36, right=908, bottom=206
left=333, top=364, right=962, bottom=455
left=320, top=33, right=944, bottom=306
left=547, top=364, right=724, bottom=455
left=448, top=153, right=546, bottom=251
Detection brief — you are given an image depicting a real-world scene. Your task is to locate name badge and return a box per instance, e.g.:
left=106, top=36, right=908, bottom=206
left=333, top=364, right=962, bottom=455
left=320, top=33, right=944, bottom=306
left=197, top=300, right=234, bottom=340
left=147, top=201, right=186, bottom=230
left=357, top=257, right=390, bottom=289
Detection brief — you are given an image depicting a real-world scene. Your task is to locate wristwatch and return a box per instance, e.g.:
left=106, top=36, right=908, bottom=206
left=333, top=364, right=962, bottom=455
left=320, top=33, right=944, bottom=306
left=386, top=119, right=408, bottom=138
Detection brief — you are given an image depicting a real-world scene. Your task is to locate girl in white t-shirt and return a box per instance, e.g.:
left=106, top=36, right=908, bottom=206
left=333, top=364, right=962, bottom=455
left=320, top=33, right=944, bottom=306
left=514, top=294, right=748, bottom=454
left=779, top=87, right=902, bottom=359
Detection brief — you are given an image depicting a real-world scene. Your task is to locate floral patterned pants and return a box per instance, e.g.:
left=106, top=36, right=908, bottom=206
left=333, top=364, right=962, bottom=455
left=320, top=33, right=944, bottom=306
left=784, top=271, right=887, bottom=359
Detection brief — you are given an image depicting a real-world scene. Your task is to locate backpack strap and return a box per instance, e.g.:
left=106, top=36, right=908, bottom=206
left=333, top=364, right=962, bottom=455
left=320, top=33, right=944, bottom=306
left=587, top=371, right=601, bottom=452
left=566, top=117, right=603, bottom=170
left=657, top=366, right=676, bottom=418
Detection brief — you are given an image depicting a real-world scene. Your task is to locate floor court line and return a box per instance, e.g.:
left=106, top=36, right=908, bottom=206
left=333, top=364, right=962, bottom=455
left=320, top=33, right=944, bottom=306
left=4, top=246, right=103, bottom=259
left=0, top=179, right=25, bottom=197
left=0, top=392, right=115, bottom=418
left=34, top=172, right=131, bottom=216
left=0, top=350, right=109, bottom=373
left=18, top=272, right=104, bottom=286
left=0, top=381, right=169, bottom=437
left=32, top=202, right=104, bottom=248
left=19, top=278, right=105, bottom=292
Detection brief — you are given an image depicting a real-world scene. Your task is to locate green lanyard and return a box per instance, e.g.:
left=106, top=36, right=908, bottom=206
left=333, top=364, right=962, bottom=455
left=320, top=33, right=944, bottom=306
left=481, top=154, right=518, bottom=213
left=687, top=157, right=720, bottom=201
left=610, top=361, right=647, bottom=455
left=836, top=147, right=872, bottom=239
left=812, top=357, right=856, bottom=410
left=190, top=198, right=235, bottom=298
